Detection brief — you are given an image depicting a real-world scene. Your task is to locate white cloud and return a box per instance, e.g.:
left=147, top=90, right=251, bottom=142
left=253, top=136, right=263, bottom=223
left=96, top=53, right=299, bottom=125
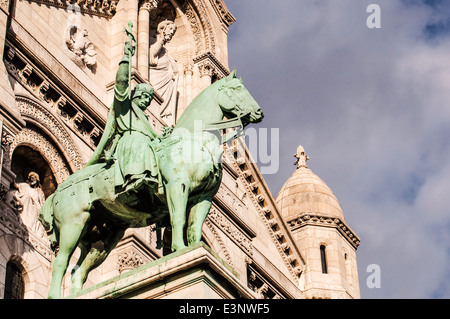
left=227, top=0, right=450, bottom=298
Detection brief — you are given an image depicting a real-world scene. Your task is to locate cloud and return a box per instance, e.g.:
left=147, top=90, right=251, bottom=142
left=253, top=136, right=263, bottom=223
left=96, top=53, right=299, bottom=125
left=226, top=0, right=450, bottom=298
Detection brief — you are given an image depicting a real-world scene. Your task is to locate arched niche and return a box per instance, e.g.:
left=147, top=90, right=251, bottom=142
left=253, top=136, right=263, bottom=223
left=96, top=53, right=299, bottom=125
left=149, top=1, right=177, bottom=39
left=13, top=96, right=83, bottom=174
left=9, top=126, right=71, bottom=193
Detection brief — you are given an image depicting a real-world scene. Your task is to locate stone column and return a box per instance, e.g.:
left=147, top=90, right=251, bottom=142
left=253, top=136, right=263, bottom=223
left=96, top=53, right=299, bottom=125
left=182, top=62, right=193, bottom=113
left=198, top=61, right=214, bottom=90
left=137, top=1, right=154, bottom=80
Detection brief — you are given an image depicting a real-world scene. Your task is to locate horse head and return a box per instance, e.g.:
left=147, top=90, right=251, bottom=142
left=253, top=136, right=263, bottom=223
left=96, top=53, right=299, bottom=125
left=217, top=70, right=264, bottom=126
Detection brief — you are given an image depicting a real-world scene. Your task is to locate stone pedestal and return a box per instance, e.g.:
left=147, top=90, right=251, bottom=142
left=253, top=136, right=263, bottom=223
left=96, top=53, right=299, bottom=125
left=70, top=242, right=254, bottom=299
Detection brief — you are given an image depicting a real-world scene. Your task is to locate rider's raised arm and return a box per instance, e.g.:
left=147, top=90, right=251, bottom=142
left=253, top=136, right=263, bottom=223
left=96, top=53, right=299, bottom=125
left=115, top=41, right=134, bottom=100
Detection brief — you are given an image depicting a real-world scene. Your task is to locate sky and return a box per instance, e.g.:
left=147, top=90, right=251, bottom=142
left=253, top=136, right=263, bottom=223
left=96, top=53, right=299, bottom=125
left=225, top=0, right=450, bottom=299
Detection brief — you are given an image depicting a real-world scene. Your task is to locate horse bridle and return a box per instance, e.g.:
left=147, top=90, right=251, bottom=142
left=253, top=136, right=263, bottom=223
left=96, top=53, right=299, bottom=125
left=204, top=84, right=252, bottom=144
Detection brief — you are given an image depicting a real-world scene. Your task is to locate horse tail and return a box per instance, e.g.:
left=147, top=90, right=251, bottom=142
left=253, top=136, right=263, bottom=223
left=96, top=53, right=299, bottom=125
left=38, top=193, right=58, bottom=248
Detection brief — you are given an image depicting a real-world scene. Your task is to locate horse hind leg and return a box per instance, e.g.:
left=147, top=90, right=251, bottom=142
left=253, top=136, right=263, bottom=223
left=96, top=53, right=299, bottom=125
left=165, top=178, right=190, bottom=252
left=187, top=197, right=212, bottom=245
left=71, top=227, right=125, bottom=294
left=48, top=211, right=90, bottom=299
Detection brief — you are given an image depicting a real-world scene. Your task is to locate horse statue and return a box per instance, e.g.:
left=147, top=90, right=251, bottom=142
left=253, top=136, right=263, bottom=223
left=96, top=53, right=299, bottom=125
left=38, top=25, right=263, bottom=299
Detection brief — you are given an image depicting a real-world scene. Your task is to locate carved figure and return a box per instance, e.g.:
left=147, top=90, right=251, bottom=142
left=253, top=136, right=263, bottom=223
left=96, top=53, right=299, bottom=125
left=39, top=23, right=263, bottom=299
left=14, top=172, right=45, bottom=233
left=149, top=20, right=178, bottom=123
left=66, top=26, right=97, bottom=71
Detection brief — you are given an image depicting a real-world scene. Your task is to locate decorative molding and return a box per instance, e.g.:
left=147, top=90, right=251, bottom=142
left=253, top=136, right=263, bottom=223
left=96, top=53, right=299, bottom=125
left=207, top=205, right=253, bottom=257
left=209, top=0, right=236, bottom=27
left=229, top=142, right=305, bottom=283
left=183, top=2, right=202, bottom=55
left=194, top=51, right=229, bottom=79
left=27, top=0, right=118, bottom=18
left=14, top=97, right=84, bottom=172
left=247, top=264, right=284, bottom=299
left=204, top=219, right=233, bottom=266
left=114, top=231, right=160, bottom=273
left=213, top=182, right=257, bottom=239
left=9, top=128, right=71, bottom=184
left=287, top=214, right=361, bottom=249
left=183, top=0, right=216, bottom=55
left=117, top=250, right=145, bottom=273
left=197, top=60, right=214, bottom=78
left=4, top=42, right=103, bottom=149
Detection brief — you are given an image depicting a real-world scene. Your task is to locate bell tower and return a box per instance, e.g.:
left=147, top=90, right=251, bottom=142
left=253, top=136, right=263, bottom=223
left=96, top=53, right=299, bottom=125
left=276, top=145, right=361, bottom=298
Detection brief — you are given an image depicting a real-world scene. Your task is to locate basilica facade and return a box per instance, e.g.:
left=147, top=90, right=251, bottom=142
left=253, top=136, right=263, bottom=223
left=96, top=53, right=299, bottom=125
left=0, top=0, right=360, bottom=299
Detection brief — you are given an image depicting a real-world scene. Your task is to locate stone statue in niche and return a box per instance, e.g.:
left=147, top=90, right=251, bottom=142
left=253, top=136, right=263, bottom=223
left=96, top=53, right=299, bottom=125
left=14, top=172, right=46, bottom=234
left=149, top=20, right=178, bottom=124
left=65, top=25, right=97, bottom=72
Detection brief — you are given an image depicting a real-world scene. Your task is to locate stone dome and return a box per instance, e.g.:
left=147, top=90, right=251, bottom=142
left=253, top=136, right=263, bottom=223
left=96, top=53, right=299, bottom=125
left=275, top=145, right=344, bottom=221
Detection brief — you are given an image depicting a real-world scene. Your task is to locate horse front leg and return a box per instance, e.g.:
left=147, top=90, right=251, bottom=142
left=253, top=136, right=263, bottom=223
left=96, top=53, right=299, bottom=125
left=165, top=178, right=190, bottom=252
left=71, top=228, right=125, bottom=294
left=48, top=211, right=90, bottom=299
left=187, top=196, right=212, bottom=245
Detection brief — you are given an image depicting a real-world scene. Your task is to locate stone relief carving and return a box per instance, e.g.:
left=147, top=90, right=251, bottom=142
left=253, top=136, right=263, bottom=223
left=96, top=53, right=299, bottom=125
left=13, top=172, right=46, bottom=235
left=183, top=0, right=216, bottom=56
left=66, top=26, right=97, bottom=72
left=0, top=173, right=52, bottom=261
left=141, top=0, right=159, bottom=11
left=1, top=130, right=14, bottom=170
left=27, top=0, right=118, bottom=18
left=117, top=250, right=145, bottom=273
left=204, top=219, right=233, bottom=266
left=207, top=206, right=253, bottom=256
left=0, top=0, right=9, bottom=13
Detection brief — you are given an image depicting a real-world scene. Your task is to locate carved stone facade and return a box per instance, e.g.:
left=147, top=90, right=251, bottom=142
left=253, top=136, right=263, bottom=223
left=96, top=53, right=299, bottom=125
left=0, top=0, right=360, bottom=299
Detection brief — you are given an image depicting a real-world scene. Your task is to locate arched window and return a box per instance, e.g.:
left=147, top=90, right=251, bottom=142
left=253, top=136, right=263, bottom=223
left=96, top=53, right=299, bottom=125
left=4, top=261, right=25, bottom=299
left=320, top=245, right=328, bottom=274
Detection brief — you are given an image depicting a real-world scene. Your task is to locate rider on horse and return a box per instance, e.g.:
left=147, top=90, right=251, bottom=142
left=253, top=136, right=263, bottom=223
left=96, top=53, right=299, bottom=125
left=85, top=30, right=162, bottom=204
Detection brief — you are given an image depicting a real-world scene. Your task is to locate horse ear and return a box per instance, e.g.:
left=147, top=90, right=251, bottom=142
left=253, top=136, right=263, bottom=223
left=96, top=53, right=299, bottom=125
left=229, top=69, right=237, bottom=79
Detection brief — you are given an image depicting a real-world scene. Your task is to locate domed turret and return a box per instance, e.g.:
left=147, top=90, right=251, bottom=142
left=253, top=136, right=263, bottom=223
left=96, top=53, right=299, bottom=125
left=276, top=145, right=344, bottom=222
left=276, top=145, right=360, bottom=299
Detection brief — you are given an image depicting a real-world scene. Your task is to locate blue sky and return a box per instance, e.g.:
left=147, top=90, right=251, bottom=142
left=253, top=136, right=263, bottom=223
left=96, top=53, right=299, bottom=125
left=226, top=0, right=450, bottom=298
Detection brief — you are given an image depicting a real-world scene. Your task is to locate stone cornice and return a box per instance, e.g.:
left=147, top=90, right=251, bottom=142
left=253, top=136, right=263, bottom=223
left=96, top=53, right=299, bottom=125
left=27, top=0, right=119, bottom=18
left=227, top=142, right=306, bottom=284
left=209, top=0, right=236, bottom=27
left=287, top=213, right=361, bottom=249
left=193, top=51, right=229, bottom=79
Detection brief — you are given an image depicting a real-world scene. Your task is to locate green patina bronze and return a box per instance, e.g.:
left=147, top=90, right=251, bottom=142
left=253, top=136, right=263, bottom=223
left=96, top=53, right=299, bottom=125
left=38, top=23, right=263, bottom=299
